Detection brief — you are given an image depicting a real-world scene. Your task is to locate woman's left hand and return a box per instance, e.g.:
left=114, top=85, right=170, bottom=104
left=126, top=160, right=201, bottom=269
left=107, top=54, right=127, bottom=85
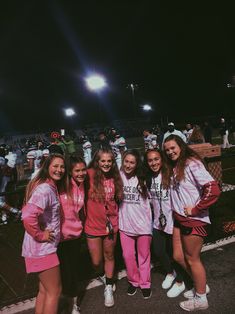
left=184, top=207, right=193, bottom=216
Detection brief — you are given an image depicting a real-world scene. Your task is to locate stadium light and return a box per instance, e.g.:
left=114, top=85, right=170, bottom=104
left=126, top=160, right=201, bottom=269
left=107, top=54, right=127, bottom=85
left=85, top=74, right=107, bottom=91
left=142, top=104, right=152, bottom=111
left=64, top=108, right=75, bottom=117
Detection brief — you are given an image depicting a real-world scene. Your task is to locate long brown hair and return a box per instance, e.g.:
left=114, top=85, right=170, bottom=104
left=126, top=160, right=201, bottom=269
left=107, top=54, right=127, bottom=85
left=89, top=148, right=123, bottom=202
left=62, top=155, right=87, bottom=200
left=163, top=134, right=203, bottom=182
left=122, top=149, right=148, bottom=199
left=144, top=149, right=171, bottom=189
left=24, top=154, right=66, bottom=203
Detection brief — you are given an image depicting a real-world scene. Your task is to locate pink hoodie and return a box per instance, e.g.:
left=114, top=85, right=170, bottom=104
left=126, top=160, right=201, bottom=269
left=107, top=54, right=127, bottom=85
left=22, top=180, right=61, bottom=258
left=59, top=178, right=85, bottom=241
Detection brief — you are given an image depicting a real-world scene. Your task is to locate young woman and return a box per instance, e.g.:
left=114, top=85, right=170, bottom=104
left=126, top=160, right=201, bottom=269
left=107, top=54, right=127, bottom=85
left=58, top=155, right=87, bottom=314
left=144, top=149, right=192, bottom=298
left=22, top=154, right=66, bottom=314
left=119, top=149, right=152, bottom=299
left=84, top=148, right=123, bottom=307
left=163, top=135, right=221, bottom=311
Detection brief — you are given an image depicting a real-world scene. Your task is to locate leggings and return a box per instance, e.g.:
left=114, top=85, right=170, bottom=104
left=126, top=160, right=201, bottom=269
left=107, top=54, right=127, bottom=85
left=152, top=228, right=192, bottom=287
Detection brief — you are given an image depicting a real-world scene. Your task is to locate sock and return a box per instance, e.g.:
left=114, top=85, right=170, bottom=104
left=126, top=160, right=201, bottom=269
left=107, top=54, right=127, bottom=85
left=196, top=292, right=207, bottom=301
left=106, top=277, right=114, bottom=285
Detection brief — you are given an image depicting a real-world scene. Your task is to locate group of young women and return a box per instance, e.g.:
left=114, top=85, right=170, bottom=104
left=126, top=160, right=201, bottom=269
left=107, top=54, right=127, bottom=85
left=21, top=134, right=221, bottom=313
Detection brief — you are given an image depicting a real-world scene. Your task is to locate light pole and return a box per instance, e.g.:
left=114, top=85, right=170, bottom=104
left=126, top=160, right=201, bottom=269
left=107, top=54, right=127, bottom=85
left=127, top=83, right=138, bottom=103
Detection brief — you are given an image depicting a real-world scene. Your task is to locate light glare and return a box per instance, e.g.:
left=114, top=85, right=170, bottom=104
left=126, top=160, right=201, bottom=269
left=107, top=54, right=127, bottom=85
left=85, top=75, right=106, bottom=91
left=65, top=108, right=75, bottom=117
left=143, top=104, right=152, bottom=111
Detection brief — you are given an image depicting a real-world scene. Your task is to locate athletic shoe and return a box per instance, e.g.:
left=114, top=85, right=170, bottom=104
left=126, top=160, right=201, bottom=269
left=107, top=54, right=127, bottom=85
left=180, top=297, right=209, bottom=311
left=141, top=288, right=152, bottom=299
left=71, top=304, right=80, bottom=314
left=98, top=274, right=106, bottom=284
left=127, top=284, right=137, bottom=296
left=167, top=282, right=185, bottom=298
left=98, top=275, right=116, bottom=292
left=104, top=285, right=114, bottom=307
left=183, top=285, right=210, bottom=299
left=162, top=272, right=176, bottom=289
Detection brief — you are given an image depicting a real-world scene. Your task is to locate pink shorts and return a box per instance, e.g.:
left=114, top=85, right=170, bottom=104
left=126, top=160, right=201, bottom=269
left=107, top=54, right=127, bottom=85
left=25, top=253, right=59, bottom=273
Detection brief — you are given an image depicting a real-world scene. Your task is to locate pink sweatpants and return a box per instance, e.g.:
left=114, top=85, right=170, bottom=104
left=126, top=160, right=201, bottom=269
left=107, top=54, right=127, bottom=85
left=120, top=231, right=152, bottom=288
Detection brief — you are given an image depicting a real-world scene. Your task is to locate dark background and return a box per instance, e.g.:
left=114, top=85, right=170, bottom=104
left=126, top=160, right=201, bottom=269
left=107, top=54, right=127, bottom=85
left=0, top=1, right=235, bottom=132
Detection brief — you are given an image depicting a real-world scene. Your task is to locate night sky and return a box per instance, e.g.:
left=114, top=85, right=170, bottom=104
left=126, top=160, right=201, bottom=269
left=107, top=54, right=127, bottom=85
left=0, top=1, right=235, bottom=133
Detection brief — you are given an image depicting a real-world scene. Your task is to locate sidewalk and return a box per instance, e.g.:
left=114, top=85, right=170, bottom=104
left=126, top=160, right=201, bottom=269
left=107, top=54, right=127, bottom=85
left=14, top=241, right=235, bottom=314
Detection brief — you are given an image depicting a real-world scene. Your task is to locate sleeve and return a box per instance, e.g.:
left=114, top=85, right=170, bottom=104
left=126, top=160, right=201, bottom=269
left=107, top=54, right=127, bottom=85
left=188, top=160, right=215, bottom=188
left=28, top=184, right=50, bottom=209
left=188, top=160, right=221, bottom=216
left=118, top=137, right=126, bottom=147
left=22, top=203, right=45, bottom=242
left=152, top=135, right=157, bottom=148
left=27, top=150, right=36, bottom=160
left=190, top=181, right=221, bottom=216
left=179, top=132, right=187, bottom=143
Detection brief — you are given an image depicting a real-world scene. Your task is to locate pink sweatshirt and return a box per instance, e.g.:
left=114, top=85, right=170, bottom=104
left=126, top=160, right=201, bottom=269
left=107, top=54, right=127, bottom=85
left=22, top=180, right=61, bottom=258
left=84, top=168, right=118, bottom=236
left=59, top=178, right=85, bottom=241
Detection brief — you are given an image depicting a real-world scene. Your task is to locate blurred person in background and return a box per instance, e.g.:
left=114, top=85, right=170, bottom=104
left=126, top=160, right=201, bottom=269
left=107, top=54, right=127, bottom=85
left=80, top=135, right=92, bottom=166
left=0, top=146, right=20, bottom=224
left=162, top=123, right=187, bottom=146
left=182, top=124, right=193, bottom=144
left=109, top=128, right=127, bottom=169
left=202, top=122, right=212, bottom=144
left=188, top=125, right=205, bottom=145
left=219, top=118, right=230, bottom=149
left=143, top=129, right=158, bottom=151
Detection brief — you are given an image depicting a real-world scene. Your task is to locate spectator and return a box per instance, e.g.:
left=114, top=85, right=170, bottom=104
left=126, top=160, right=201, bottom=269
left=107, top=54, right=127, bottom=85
left=97, top=131, right=110, bottom=150
left=188, top=125, right=205, bottom=145
left=109, top=128, right=127, bottom=169
left=203, top=121, right=212, bottom=144
left=182, top=124, right=193, bottom=143
left=143, top=129, right=158, bottom=151
left=80, top=135, right=92, bottom=166
left=219, top=118, right=230, bottom=149
left=162, top=123, right=187, bottom=146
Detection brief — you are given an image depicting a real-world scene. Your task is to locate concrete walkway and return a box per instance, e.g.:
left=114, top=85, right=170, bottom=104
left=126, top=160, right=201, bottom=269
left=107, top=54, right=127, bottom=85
left=11, top=240, right=235, bottom=314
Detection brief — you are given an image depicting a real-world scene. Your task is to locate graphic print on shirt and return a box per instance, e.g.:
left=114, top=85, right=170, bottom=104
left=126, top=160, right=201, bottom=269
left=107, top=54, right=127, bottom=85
left=123, top=185, right=142, bottom=204
left=150, top=180, right=169, bottom=202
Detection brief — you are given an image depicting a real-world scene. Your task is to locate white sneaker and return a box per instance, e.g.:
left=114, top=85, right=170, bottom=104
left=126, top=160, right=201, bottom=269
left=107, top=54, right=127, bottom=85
left=162, top=272, right=176, bottom=289
left=180, top=297, right=209, bottom=311
left=167, top=282, right=185, bottom=298
left=104, top=285, right=114, bottom=307
left=183, top=285, right=210, bottom=299
left=98, top=274, right=106, bottom=284
left=71, top=304, right=80, bottom=314
left=98, top=275, right=116, bottom=292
